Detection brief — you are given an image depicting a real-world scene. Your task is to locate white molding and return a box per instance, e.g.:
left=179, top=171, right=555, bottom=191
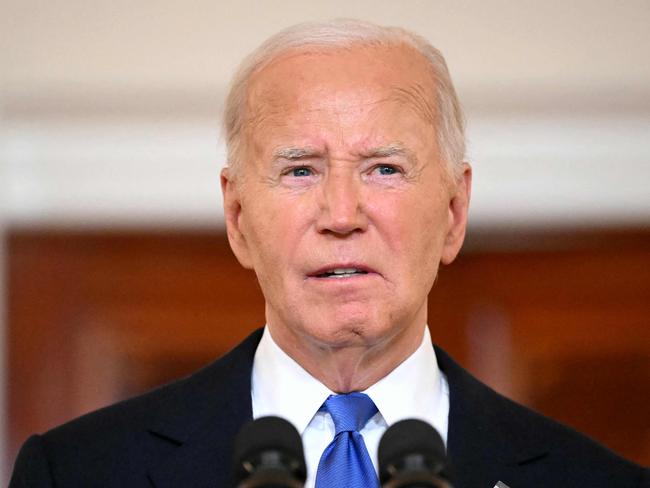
left=467, top=114, right=650, bottom=227
left=2, top=120, right=226, bottom=228
left=1, top=114, right=649, bottom=228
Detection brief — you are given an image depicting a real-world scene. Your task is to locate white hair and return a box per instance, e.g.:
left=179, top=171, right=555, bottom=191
left=223, top=19, right=465, bottom=178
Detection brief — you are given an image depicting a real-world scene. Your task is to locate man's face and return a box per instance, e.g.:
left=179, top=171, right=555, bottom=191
left=222, top=44, right=470, bottom=355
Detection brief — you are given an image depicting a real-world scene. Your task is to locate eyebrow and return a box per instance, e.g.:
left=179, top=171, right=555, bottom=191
left=273, top=146, right=321, bottom=160
left=362, top=143, right=409, bottom=159
left=271, top=143, right=415, bottom=163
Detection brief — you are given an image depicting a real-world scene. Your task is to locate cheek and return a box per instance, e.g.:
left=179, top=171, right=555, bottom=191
left=365, top=191, right=408, bottom=242
left=240, top=214, right=288, bottom=303
left=368, top=190, right=443, bottom=249
left=240, top=195, right=308, bottom=270
left=376, top=192, right=449, bottom=275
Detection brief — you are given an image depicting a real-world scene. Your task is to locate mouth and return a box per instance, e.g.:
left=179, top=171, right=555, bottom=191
left=307, top=265, right=376, bottom=279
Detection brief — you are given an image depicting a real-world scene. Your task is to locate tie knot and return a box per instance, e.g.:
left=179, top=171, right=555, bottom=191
left=323, top=392, right=378, bottom=434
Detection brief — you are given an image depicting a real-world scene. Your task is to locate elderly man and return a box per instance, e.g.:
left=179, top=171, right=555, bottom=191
left=10, top=19, right=647, bottom=488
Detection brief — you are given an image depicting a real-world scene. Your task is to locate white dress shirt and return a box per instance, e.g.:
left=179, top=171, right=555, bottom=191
left=251, top=325, right=449, bottom=488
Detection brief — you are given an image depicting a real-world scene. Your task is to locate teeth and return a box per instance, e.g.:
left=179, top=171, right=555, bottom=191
left=317, top=268, right=368, bottom=278
left=332, top=268, right=359, bottom=274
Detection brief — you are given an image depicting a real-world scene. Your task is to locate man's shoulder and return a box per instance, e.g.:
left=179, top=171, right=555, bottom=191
left=435, top=346, right=648, bottom=487
left=12, top=368, right=201, bottom=487
left=10, top=329, right=263, bottom=487
left=43, top=364, right=200, bottom=447
left=45, top=328, right=260, bottom=444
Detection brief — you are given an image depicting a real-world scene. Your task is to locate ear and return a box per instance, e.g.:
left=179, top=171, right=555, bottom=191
left=441, top=163, right=472, bottom=265
left=221, top=167, right=254, bottom=269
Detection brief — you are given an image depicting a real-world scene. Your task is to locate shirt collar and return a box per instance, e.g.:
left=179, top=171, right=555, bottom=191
left=252, top=325, right=445, bottom=438
left=252, top=326, right=333, bottom=434
left=364, top=326, right=447, bottom=438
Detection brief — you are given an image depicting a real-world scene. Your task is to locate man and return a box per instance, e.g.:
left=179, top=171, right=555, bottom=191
left=10, top=19, right=648, bottom=488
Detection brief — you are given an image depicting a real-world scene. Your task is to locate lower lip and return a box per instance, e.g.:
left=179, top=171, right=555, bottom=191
left=307, top=272, right=377, bottom=283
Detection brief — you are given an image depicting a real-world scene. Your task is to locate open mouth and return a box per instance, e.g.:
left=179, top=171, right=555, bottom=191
left=313, top=268, right=370, bottom=279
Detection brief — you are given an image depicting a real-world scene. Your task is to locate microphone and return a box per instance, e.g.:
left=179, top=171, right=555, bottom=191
left=232, top=416, right=307, bottom=488
left=378, top=419, right=453, bottom=488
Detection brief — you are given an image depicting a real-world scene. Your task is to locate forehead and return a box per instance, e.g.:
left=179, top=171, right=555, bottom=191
left=243, top=44, right=438, bottom=149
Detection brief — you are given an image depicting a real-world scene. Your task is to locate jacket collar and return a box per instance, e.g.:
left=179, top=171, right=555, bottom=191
left=146, top=329, right=262, bottom=488
left=143, top=330, right=552, bottom=488
left=436, top=346, right=552, bottom=487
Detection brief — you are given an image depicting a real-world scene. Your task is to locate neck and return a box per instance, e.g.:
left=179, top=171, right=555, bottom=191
left=268, top=321, right=425, bottom=393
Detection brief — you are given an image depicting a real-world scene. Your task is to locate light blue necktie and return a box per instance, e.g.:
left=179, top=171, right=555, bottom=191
left=315, top=392, right=380, bottom=488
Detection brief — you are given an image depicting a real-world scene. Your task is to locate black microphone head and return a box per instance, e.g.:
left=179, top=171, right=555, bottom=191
left=378, top=419, right=452, bottom=486
left=232, top=416, right=306, bottom=487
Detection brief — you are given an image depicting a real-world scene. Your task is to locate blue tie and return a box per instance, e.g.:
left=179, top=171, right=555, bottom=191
left=315, top=392, right=380, bottom=488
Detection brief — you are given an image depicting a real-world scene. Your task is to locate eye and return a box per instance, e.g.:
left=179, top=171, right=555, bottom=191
left=289, top=166, right=313, bottom=177
left=374, top=165, right=400, bottom=176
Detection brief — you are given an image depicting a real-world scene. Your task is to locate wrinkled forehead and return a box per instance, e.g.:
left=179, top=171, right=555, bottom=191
left=242, top=43, right=439, bottom=138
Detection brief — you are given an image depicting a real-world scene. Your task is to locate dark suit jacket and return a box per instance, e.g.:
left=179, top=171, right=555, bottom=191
left=10, top=328, right=649, bottom=487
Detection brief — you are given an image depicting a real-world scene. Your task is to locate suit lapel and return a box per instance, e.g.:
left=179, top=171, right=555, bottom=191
left=436, top=347, right=551, bottom=488
left=145, top=329, right=263, bottom=488
left=140, top=333, right=552, bottom=487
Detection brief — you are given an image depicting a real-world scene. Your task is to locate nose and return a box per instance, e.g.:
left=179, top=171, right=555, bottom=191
left=316, top=169, right=368, bottom=235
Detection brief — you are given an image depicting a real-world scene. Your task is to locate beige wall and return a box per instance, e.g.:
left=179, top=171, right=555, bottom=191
left=2, top=0, right=650, bottom=105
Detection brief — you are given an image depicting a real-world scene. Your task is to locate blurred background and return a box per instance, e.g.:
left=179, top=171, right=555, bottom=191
left=1, top=0, right=649, bottom=481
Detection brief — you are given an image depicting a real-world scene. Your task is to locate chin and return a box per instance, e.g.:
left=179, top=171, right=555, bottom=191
left=305, top=308, right=392, bottom=348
